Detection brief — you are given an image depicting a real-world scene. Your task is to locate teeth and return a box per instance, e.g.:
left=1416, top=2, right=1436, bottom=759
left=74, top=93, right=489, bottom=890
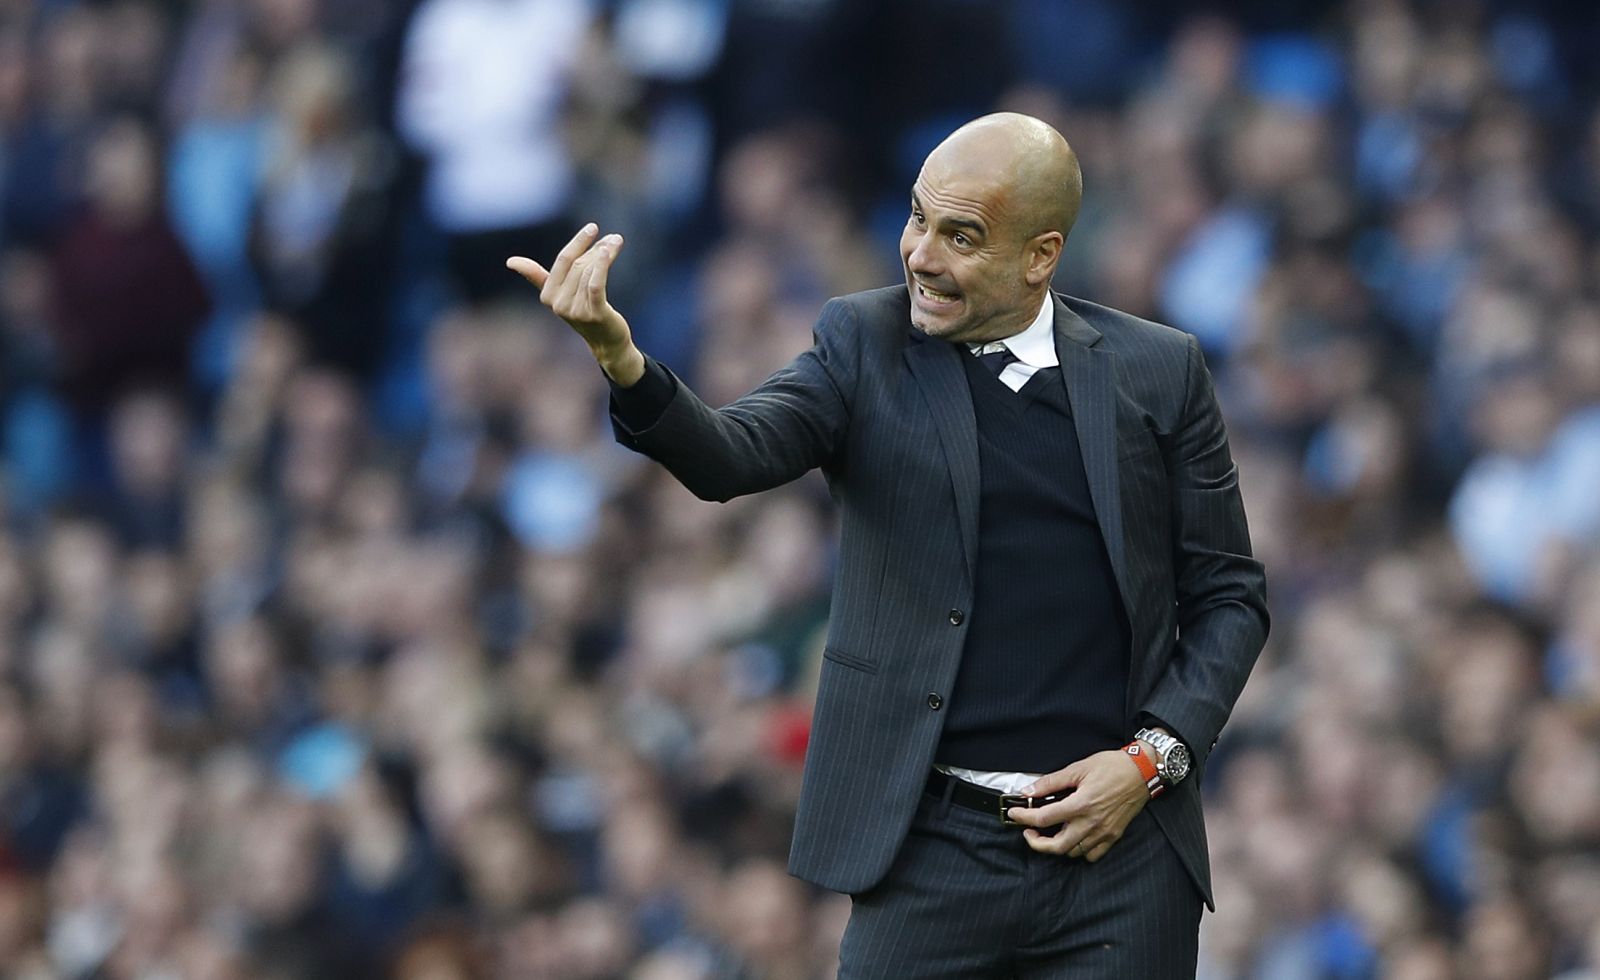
left=919, top=284, right=957, bottom=303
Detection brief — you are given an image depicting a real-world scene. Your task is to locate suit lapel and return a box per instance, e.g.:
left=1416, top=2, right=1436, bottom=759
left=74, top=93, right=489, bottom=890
left=1054, top=298, right=1133, bottom=615
left=904, top=335, right=980, bottom=586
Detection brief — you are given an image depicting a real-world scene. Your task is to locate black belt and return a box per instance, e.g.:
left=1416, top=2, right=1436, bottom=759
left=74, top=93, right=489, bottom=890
left=925, top=768, right=1071, bottom=826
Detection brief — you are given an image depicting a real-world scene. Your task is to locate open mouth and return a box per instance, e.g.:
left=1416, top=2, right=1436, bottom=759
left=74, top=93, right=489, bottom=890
left=916, top=282, right=961, bottom=305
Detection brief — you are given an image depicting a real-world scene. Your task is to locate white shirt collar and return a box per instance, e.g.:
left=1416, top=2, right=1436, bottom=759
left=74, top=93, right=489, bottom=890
left=967, top=293, right=1057, bottom=367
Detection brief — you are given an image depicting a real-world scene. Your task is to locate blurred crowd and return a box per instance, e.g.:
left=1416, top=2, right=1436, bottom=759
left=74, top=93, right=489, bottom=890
left=2, top=0, right=1600, bottom=977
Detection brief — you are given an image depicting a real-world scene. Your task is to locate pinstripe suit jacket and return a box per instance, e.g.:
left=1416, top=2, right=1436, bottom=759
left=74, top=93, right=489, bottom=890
left=611, top=285, right=1269, bottom=909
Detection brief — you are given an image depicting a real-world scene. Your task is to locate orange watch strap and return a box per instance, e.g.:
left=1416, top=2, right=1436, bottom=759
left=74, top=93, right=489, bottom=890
left=1123, top=742, right=1166, bottom=798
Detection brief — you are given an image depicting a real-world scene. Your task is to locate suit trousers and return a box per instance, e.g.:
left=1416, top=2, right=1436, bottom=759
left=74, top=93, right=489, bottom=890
left=837, top=778, right=1202, bottom=979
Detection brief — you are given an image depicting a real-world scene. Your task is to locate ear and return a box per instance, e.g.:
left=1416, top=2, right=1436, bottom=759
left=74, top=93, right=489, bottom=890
left=1024, top=231, right=1063, bottom=288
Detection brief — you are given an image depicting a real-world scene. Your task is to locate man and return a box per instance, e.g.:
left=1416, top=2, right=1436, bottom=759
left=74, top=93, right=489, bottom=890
left=509, top=113, right=1269, bottom=978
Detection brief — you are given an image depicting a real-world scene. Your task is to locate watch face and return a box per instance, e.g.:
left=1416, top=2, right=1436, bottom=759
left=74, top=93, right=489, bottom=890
left=1164, top=743, right=1192, bottom=782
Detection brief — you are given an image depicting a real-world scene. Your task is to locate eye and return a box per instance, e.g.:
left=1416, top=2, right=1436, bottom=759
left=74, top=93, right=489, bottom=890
left=910, top=208, right=925, bottom=227
left=953, top=232, right=971, bottom=248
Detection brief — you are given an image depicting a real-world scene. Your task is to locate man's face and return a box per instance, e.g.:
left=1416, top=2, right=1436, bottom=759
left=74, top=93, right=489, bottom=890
left=900, top=164, right=1037, bottom=344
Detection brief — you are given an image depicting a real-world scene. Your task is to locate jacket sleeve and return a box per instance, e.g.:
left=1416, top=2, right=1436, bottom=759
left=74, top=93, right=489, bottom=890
left=607, top=356, right=677, bottom=432
left=1138, top=334, right=1270, bottom=770
left=609, top=297, right=859, bottom=501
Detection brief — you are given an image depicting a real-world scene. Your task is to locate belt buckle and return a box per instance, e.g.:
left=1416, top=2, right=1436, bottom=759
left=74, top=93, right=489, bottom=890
left=999, top=793, right=1031, bottom=826
left=999, top=791, right=1066, bottom=826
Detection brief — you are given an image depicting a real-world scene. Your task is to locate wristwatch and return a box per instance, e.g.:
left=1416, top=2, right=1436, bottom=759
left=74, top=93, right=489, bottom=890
left=1135, top=727, right=1192, bottom=789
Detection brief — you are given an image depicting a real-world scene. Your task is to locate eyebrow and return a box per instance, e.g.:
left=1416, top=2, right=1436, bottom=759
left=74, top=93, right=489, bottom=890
left=911, top=191, right=987, bottom=238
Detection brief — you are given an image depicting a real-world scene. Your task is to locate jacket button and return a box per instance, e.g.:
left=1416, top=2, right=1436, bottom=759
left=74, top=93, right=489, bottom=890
left=948, top=609, right=964, bottom=626
left=927, top=693, right=943, bottom=710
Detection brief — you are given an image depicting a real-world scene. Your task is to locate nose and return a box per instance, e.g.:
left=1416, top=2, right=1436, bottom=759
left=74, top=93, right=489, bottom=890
left=905, top=228, right=941, bottom=276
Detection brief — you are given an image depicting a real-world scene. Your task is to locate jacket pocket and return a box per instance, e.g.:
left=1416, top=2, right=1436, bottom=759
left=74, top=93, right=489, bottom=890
left=823, top=646, right=879, bottom=674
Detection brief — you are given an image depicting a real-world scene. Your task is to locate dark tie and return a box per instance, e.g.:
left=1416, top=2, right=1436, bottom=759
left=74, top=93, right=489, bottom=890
left=974, top=344, right=1018, bottom=377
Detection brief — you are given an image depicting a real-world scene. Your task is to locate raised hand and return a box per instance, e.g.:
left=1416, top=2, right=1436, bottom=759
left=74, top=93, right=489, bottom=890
left=507, top=223, right=645, bottom=386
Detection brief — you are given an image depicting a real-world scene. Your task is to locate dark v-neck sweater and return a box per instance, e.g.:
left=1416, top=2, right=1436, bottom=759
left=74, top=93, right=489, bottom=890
left=934, top=352, right=1131, bottom=773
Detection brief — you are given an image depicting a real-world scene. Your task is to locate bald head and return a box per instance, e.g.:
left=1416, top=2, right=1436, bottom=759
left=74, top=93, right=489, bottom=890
left=924, top=112, right=1083, bottom=242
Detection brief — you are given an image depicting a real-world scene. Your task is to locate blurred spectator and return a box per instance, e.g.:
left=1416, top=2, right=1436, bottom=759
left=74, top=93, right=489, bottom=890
left=1449, top=361, right=1600, bottom=607
left=251, top=42, right=400, bottom=380
left=98, top=389, right=191, bottom=549
left=2, top=9, right=97, bottom=249
left=395, top=0, right=593, bottom=304
left=166, top=39, right=271, bottom=392
left=48, top=116, right=210, bottom=419
left=0, top=0, right=1597, bottom=977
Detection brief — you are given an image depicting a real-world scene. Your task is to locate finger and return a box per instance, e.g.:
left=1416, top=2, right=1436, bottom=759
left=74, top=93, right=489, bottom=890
left=1084, top=837, right=1118, bottom=862
left=560, top=234, right=625, bottom=320
left=1068, top=827, right=1112, bottom=860
left=1021, top=827, right=1064, bottom=854
left=588, top=234, right=624, bottom=302
left=1022, top=824, right=1087, bottom=856
left=544, top=223, right=599, bottom=301
left=1071, top=824, right=1104, bottom=853
left=1005, top=798, right=1073, bottom=828
left=551, top=252, right=590, bottom=314
left=1048, top=792, right=1091, bottom=823
left=1005, top=788, right=1091, bottom=827
left=506, top=256, right=549, bottom=289
left=553, top=247, right=601, bottom=314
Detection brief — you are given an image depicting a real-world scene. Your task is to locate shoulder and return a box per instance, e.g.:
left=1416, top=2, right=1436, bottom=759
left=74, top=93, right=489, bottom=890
left=1058, top=293, right=1202, bottom=415
left=814, top=286, right=912, bottom=354
left=824, top=286, right=910, bottom=327
left=1060, top=293, right=1194, bottom=360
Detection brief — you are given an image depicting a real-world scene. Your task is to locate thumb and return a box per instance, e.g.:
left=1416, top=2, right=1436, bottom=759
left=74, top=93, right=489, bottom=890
left=506, top=256, right=549, bottom=289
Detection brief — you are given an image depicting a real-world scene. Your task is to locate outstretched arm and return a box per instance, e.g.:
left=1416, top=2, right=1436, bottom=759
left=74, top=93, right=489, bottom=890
left=508, top=225, right=857, bottom=501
